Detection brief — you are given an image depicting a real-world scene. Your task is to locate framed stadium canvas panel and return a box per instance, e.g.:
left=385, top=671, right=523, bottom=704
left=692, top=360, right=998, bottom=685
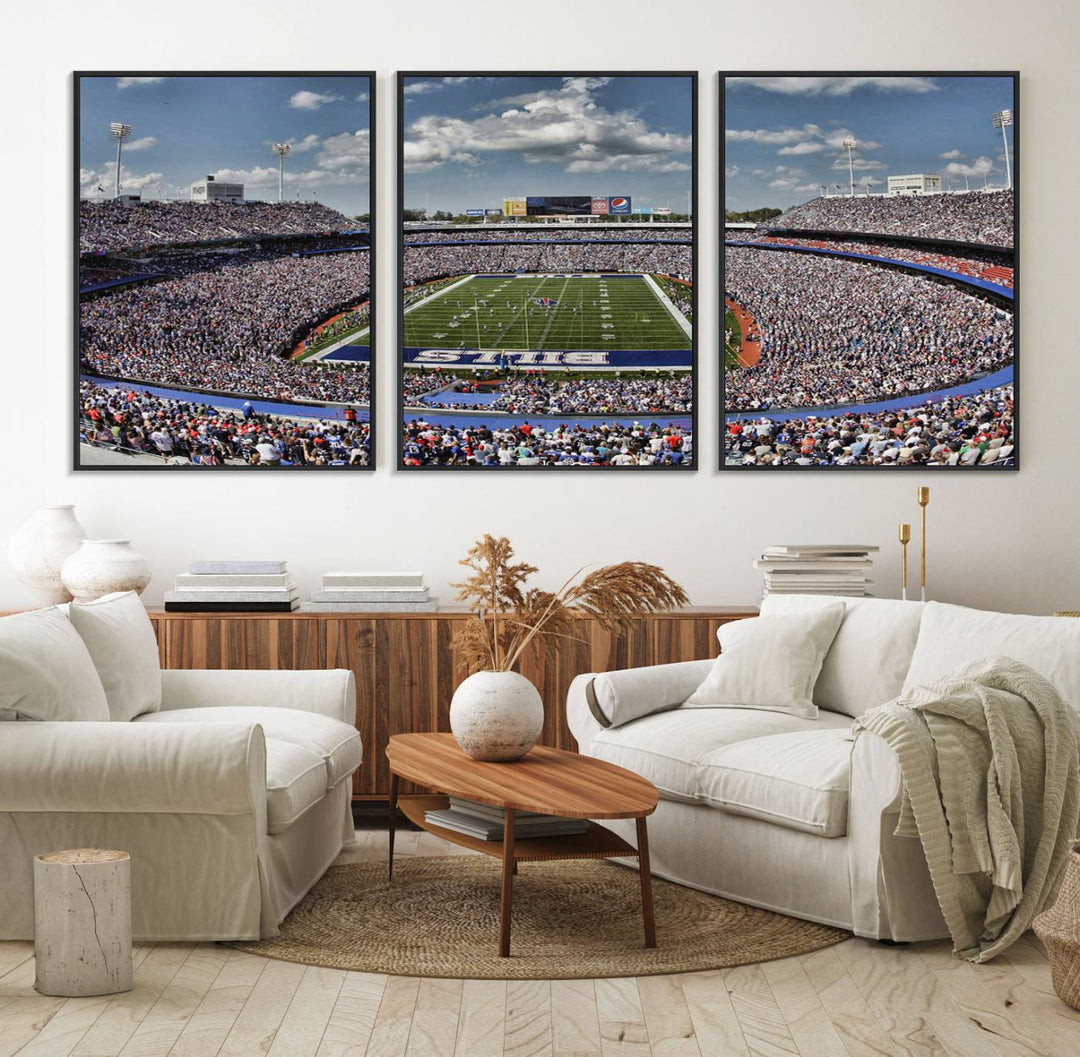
left=398, top=71, right=696, bottom=470
left=75, top=71, right=375, bottom=470
left=721, top=72, right=1018, bottom=470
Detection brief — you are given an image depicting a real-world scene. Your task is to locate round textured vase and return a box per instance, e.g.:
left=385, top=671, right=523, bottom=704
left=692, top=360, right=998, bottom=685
left=449, top=671, right=544, bottom=762
left=6, top=505, right=87, bottom=605
left=60, top=540, right=152, bottom=603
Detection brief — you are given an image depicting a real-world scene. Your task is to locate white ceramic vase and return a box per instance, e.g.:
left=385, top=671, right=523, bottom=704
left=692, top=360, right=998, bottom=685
left=449, top=670, right=544, bottom=762
left=61, top=540, right=152, bottom=603
left=6, top=505, right=88, bottom=605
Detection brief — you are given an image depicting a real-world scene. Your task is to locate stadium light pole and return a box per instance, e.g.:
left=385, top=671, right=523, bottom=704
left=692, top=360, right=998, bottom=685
left=841, top=137, right=857, bottom=197
left=109, top=123, right=132, bottom=199
left=272, top=143, right=292, bottom=202
left=993, top=109, right=1013, bottom=189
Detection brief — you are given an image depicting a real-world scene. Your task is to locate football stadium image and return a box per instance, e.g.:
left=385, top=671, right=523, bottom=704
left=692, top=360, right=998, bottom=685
left=76, top=74, right=373, bottom=469
left=399, top=74, right=695, bottom=469
left=723, top=74, right=1017, bottom=469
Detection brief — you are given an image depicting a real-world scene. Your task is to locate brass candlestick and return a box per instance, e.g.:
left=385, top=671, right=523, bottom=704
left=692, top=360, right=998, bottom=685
left=917, top=486, right=930, bottom=601
left=898, top=523, right=911, bottom=601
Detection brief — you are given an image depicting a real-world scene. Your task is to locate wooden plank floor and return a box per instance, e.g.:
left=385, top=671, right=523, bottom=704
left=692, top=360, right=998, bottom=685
left=3, top=827, right=1078, bottom=1057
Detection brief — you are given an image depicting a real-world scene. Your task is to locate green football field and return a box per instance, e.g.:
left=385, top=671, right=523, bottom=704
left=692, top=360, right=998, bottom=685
left=402, top=275, right=691, bottom=352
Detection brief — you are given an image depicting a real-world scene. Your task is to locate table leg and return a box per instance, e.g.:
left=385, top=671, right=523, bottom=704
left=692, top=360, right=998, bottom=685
left=636, top=816, right=657, bottom=949
left=388, top=772, right=399, bottom=884
left=499, top=808, right=515, bottom=957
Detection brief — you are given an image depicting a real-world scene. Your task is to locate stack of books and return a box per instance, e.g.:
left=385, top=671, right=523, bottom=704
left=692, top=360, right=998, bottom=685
left=754, top=545, right=878, bottom=598
left=164, top=560, right=298, bottom=612
left=299, top=571, right=436, bottom=613
left=424, top=797, right=588, bottom=841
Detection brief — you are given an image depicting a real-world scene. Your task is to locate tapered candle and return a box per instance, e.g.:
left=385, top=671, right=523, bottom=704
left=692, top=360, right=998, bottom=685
left=899, top=523, right=911, bottom=601
left=917, top=487, right=930, bottom=601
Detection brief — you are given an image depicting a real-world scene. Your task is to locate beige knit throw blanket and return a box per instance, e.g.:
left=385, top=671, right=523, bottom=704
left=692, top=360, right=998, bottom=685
left=855, top=656, right=1080, bottom=962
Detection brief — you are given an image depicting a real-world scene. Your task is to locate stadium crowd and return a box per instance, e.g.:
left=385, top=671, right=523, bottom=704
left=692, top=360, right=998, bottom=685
left=404, top=229, right=689, bottom=245
left=80, top=381, right=369, bottom=467
left=421, top=373, right=693, bottom=416
left=80, top=248, right=371, bottom=404
left=724, top=247, right=1013, bottom=411
left=402, top=419, right=692, bottom=467
left=727, top=235, right=1014, bottom=289
left=80, top=200, right=364, bottom=254
left=725, top=385, right=1014, bottom=467
left=763, top=190, right=1013, bottom=247
left=402, top=243, right=691, bottom=285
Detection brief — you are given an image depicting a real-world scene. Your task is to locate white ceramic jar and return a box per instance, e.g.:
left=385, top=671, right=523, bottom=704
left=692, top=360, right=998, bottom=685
left=449, top=670, right=544, bottom=761
left=6, top=505, right=87, bottom=605
left=61, top=540, right=152, bottom=603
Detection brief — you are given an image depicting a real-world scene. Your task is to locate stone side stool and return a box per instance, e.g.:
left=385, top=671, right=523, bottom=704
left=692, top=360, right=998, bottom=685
left=34, top=849, right=133, bottom=997
left=1034, top=848, right=1080, bottom=1010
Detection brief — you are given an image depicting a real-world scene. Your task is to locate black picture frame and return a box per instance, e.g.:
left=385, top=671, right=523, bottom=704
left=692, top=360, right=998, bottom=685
left=397, top=70, right=698, bottom=471
left=719, top=70, right=1019, bottom=471
left=74, top=70, right=376, bottom=471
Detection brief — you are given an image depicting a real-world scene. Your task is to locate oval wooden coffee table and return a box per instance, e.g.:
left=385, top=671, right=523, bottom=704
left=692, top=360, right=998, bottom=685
left=386, top=732, right=659, bottom=958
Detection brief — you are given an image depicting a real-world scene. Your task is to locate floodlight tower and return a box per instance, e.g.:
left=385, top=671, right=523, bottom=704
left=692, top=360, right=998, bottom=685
left=272, top=142, right=292, bottom=202
left=992, top=109, right=1013, bottom=189
left=841, top=137, right=857, bottom=197
left=109, top=123, right=132, bottom=198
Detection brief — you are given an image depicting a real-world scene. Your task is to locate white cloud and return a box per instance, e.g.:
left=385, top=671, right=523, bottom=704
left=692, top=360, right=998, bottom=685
left=403, top=76, right=690, bottom=175
left=777, top=141, right=826, bottom=156
left=726, top=124, right=817, bottom=145
left=728, top=76, right=938, bottom=97
left=939, top=148, right=964, bottom=159
left=116, top=76, right=165, bottom=89
left=291, top=134, right=322, bottom=153
left=356, top=92, right=369, bottom=102
left=724, top=164, right=740, bottom=178
left=831, top=157, right=887, bottom=171
left=124, top=136, right=157, bottom=152
left=944, top=155, right=994, bottom=177
left=288, top=90, right=341, bottom=110
left=403, top=81, right=443, bottom=96
left=316, top=129, right=370, bottom=172
left=82, top=163, right=164, bottom=192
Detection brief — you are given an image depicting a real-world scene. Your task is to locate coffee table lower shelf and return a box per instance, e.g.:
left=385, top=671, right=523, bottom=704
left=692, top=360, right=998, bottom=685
left=398, top=795, right=638, bottom=861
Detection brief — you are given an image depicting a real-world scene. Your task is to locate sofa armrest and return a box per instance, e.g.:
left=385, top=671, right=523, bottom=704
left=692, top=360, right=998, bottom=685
left=160, top=668, right=356, bottom=724
left=0, top=721, right=265, bottom=816
left=567, top=659, right=714, bottom=748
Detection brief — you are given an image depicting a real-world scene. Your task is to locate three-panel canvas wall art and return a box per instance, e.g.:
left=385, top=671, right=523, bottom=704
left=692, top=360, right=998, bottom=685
left=75, top=71, right=1017, bottom=471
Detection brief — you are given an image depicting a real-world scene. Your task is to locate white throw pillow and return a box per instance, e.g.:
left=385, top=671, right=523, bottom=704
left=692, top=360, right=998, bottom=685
left=684, top=605, right=845, bottom=719
left=0, top=607, right=110, bottom=721
left=68, top=592, right=162, bottom=722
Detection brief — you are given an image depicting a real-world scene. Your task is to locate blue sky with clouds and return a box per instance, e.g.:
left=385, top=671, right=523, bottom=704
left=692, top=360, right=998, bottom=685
left=79, top=75, right=371, bottom=214
left=724, top=75, right=1015, bottom=211
left=402, top=75, right=694, bottom=214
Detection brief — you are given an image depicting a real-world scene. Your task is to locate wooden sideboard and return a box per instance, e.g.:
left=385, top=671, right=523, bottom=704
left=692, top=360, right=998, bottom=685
left=141, top=607, right=756, bottom=799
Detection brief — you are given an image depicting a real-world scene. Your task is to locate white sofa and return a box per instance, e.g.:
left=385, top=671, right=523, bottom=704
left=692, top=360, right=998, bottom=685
left=0, top=596, right=361, bottom=942
left=567, top=596, right=1080, bottom=941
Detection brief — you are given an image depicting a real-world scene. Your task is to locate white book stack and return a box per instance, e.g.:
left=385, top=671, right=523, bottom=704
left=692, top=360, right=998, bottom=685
left=753, top=545, right=879, bottom=599
left=299, top=571, right=437, bottom=613
left=164, top=561, right=299, bottom=612
left=424, top=797, right=588, bottom=841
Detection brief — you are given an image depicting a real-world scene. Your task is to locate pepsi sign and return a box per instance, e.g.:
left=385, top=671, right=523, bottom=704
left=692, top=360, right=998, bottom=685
left=608, top=196, right=632, bottom=214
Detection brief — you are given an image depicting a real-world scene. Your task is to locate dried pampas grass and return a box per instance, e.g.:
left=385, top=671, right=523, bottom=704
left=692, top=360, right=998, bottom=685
left=453, top=534, right=688, bottom=673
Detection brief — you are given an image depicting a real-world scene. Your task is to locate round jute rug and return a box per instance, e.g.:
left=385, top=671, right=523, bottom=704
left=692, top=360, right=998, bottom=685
left=232, top=856, right=849, bottom=979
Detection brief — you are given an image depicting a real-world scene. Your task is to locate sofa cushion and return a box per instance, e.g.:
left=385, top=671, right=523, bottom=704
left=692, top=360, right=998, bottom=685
left=589, top=706, right=852, bottom=804
left=903, top=602, right=1080, bottom=712
left=136, top=706, right=362, bottom=788
left=265, top=739, right=328, bottom=834
left=588, top=659, right=714, bottom=729
left=760, top=594, right=925, bottom=717
left=684, top=606, right=845, bottom=718
left=0, top=608, right=109, bottom=722
left=68, top=592, right=162, bottom=721
left=698, top=729, right=854, bottom=837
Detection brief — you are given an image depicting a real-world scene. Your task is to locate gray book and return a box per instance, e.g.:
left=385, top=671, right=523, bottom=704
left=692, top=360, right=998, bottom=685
left=176, top=573, right=294, bottom=589
left=322, top=571, right=424, bottom=588
left=166, top=588, right=299, bottom=603
left=309, top=588, right=430, bottom=603
left=299, top=600, right=438, bottom=613
left=190, top=560, right=288, bottom=575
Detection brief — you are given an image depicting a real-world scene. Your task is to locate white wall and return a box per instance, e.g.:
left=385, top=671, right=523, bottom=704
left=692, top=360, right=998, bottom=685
left=2, top=0, right=1077, bottom=615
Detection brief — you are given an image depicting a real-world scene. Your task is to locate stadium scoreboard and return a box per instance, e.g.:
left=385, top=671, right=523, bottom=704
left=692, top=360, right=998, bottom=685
left=503, top=195, right=632, bottom=216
